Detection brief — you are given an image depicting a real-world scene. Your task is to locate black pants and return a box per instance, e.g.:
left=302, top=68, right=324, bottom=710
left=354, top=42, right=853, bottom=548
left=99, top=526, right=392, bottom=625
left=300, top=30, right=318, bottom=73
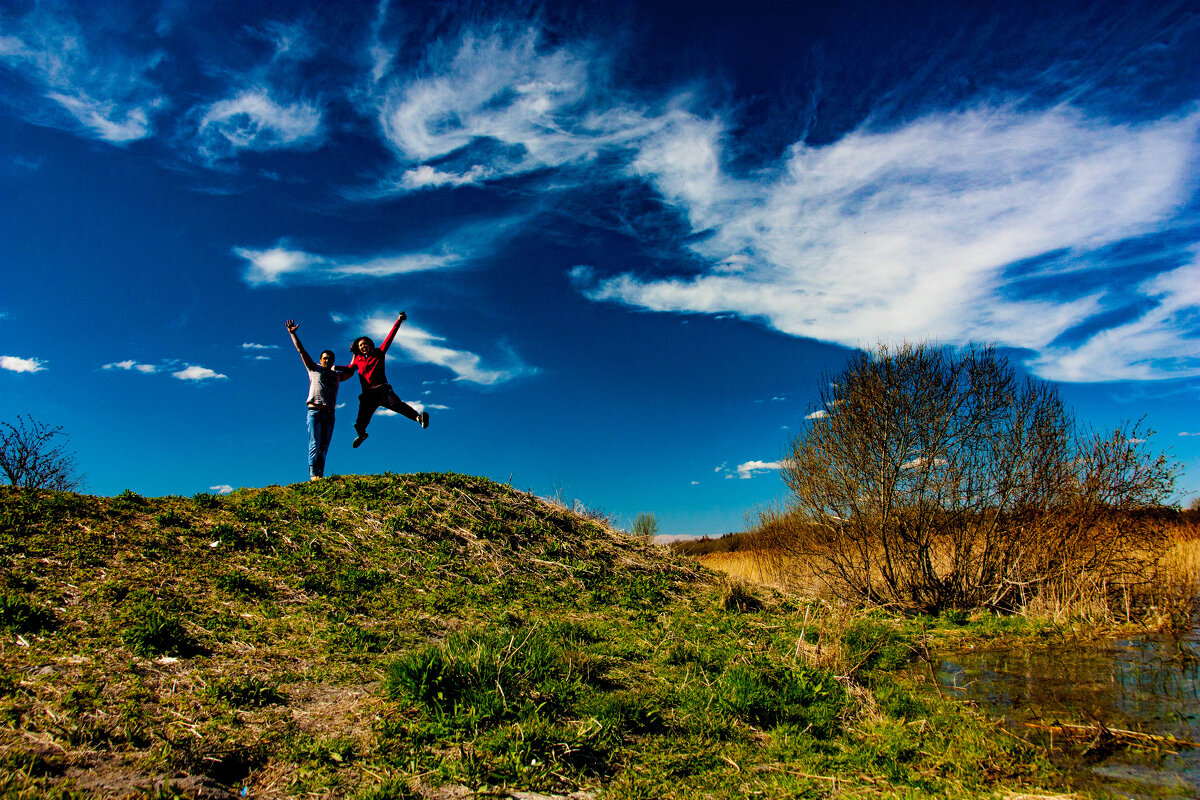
left=355, top=384, right=419, bottom=433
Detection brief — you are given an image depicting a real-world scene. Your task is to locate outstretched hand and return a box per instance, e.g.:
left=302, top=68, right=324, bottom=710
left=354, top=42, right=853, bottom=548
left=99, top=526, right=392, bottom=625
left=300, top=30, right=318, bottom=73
left=397, top=311, right=407, bottom=323
left=286, top=319, right=298, bottom=333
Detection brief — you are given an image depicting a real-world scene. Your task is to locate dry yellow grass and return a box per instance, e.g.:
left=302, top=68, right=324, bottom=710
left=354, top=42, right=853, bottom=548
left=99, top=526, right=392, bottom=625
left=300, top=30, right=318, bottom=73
left=696, top=521, right=1200, bottom=622
left=696, top=550, right=773, bottom=584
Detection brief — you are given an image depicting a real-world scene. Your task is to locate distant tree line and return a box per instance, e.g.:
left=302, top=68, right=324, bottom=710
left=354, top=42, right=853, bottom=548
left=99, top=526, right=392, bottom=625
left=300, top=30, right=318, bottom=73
left=669, top=530, right=761, bottom=556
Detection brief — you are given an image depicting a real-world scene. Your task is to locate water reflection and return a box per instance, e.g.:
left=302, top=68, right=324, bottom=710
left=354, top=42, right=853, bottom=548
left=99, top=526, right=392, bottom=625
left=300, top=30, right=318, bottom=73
left=935, top=628, right=1200, bottom=798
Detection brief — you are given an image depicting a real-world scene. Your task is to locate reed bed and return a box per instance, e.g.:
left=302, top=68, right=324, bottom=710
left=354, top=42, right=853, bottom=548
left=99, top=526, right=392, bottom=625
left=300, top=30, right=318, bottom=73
left=696, top=520, right=1200, bottom=625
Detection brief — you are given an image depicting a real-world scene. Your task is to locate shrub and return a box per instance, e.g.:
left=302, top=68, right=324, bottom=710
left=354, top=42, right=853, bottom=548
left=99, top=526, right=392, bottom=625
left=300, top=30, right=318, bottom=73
left=0, top=414, right=84, bottom=491
left=631, top=512, right=659, bottom=539
left=763, top=342, right=1179, bottom=613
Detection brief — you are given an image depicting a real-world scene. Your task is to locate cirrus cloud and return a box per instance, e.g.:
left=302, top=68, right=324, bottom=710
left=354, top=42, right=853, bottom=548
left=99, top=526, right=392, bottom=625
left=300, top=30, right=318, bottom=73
left=575, top=104, right=1200, bottom=382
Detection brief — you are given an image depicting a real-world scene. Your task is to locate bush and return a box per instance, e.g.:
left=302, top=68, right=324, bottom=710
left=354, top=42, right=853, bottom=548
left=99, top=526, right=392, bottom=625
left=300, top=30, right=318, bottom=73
left=631, top=512, right=659, bottom=539
left=763, top=342, right=1179, bottom=612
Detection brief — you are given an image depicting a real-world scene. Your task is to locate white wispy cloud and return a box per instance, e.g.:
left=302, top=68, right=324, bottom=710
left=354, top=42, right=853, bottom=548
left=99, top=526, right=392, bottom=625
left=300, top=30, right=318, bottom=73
left=234, top=242, right=465, bottom=286
left=103, top=360, right=159, bottom=374
left=368, top=24, right=681, bottom=193
left=0, top=5, right=162, bottom=143
left=805, top=409, right=828, bottom=420
left=209, top=484, right=234, bottom=495
left=374, top=27, right=593, bottom=183
left=241, top=342, right=279, bottom=350
left=574, top=104, right=1200, bottom=382
left=196, top=88, right=322, bottom=160
left=235, top=208, right=529, bottom=286
left=358, top=314, right=535, bottom=386
left=1026, top=255, right=1200, bottom=381
left=736, top=460, right=783, bottom=479
left=0, top=355, right=45, bottom=373
left=173, top=365, right=228, bottom=381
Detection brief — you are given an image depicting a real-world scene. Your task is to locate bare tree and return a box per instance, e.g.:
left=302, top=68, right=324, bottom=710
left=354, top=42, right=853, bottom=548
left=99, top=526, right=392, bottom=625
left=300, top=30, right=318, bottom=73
left=0, top=414, right=85, bottom=491
left=759, top=342, right=1177, bottom=612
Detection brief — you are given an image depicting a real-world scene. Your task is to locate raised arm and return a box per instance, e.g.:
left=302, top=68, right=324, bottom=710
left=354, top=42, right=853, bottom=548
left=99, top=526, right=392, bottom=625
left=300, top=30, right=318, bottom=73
left=379, top=311, right=407, bottom=354
left=286, top=319, right=318, bottom=371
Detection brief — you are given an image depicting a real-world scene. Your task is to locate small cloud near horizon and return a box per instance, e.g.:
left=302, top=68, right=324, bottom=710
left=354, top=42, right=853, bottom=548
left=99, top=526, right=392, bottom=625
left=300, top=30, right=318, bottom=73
left=209, top=484, right=234, bottom=495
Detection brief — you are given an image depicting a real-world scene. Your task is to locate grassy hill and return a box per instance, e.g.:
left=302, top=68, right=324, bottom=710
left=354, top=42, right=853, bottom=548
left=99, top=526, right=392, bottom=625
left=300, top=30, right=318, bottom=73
left=1, top=473, right=1065, bottom=799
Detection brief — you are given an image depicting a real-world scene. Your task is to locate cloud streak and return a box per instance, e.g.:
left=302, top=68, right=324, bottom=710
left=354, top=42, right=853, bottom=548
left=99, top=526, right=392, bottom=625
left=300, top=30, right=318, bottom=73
left=576, top=104, right=1200, bottom=382
left=0, top=5, right=162, bottom=143
left=358, top=314, right=535, bottom=386
left=367, top=20, right=1200, bottom=382
left=103, top=360, right=159, bottom=374
left=235, top=242, right=465, bottom=286
left=195, top=89, right=322, bottom=161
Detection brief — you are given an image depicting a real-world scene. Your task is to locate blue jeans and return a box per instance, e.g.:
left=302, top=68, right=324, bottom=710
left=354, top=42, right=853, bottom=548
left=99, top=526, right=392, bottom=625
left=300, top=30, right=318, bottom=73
left=307, top=407, right=335, bottom=478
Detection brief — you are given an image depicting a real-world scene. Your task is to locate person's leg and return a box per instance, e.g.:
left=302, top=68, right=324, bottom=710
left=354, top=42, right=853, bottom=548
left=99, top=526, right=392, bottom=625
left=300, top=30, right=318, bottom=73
left=379, top=386, right=421, bottom=422
left=307, top=409, right=322, bottom=478
left=353, top=388, right=381, bottom=447
left=313, top=409, right=335, bottom=477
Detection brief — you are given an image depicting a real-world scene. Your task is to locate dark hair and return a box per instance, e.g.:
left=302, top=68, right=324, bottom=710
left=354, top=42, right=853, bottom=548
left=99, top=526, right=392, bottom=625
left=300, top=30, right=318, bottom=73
left=352, top=336, right=374, bottom=356
left=320, top=349, right=335, bottom=361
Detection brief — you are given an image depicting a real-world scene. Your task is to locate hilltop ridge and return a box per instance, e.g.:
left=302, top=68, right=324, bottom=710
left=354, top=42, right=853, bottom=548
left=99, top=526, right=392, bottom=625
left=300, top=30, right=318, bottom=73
left=1, top=473, right=1060, bottom=799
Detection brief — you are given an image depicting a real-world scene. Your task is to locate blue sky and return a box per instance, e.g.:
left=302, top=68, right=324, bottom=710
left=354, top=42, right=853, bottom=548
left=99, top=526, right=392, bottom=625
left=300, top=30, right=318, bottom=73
left=1, top=0, right=1199, bottom=536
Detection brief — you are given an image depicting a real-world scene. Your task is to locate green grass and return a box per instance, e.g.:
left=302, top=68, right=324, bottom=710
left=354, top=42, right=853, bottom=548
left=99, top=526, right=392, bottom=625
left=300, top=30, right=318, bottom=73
left=0, top=473, right=1074, bottom=798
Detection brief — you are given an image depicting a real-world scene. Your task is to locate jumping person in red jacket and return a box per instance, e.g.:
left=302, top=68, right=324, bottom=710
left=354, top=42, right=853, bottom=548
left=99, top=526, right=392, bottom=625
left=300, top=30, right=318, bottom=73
left=349, top=311, right=429, bottom=448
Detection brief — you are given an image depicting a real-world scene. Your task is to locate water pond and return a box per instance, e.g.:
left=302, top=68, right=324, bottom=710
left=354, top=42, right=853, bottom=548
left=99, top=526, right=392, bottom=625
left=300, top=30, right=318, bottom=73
left=933, top=627, right=1200, bottom=798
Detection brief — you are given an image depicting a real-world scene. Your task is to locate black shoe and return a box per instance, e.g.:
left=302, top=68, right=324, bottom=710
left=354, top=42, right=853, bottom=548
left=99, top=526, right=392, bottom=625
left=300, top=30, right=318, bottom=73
left=352, top=432, right=368, bottom=448
left=419, top=411, right=429, bottom=429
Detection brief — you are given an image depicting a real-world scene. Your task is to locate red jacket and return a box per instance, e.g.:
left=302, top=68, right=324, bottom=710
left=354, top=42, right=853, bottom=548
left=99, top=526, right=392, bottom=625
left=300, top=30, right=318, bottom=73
left=352, top=316, right=403, bottom=390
